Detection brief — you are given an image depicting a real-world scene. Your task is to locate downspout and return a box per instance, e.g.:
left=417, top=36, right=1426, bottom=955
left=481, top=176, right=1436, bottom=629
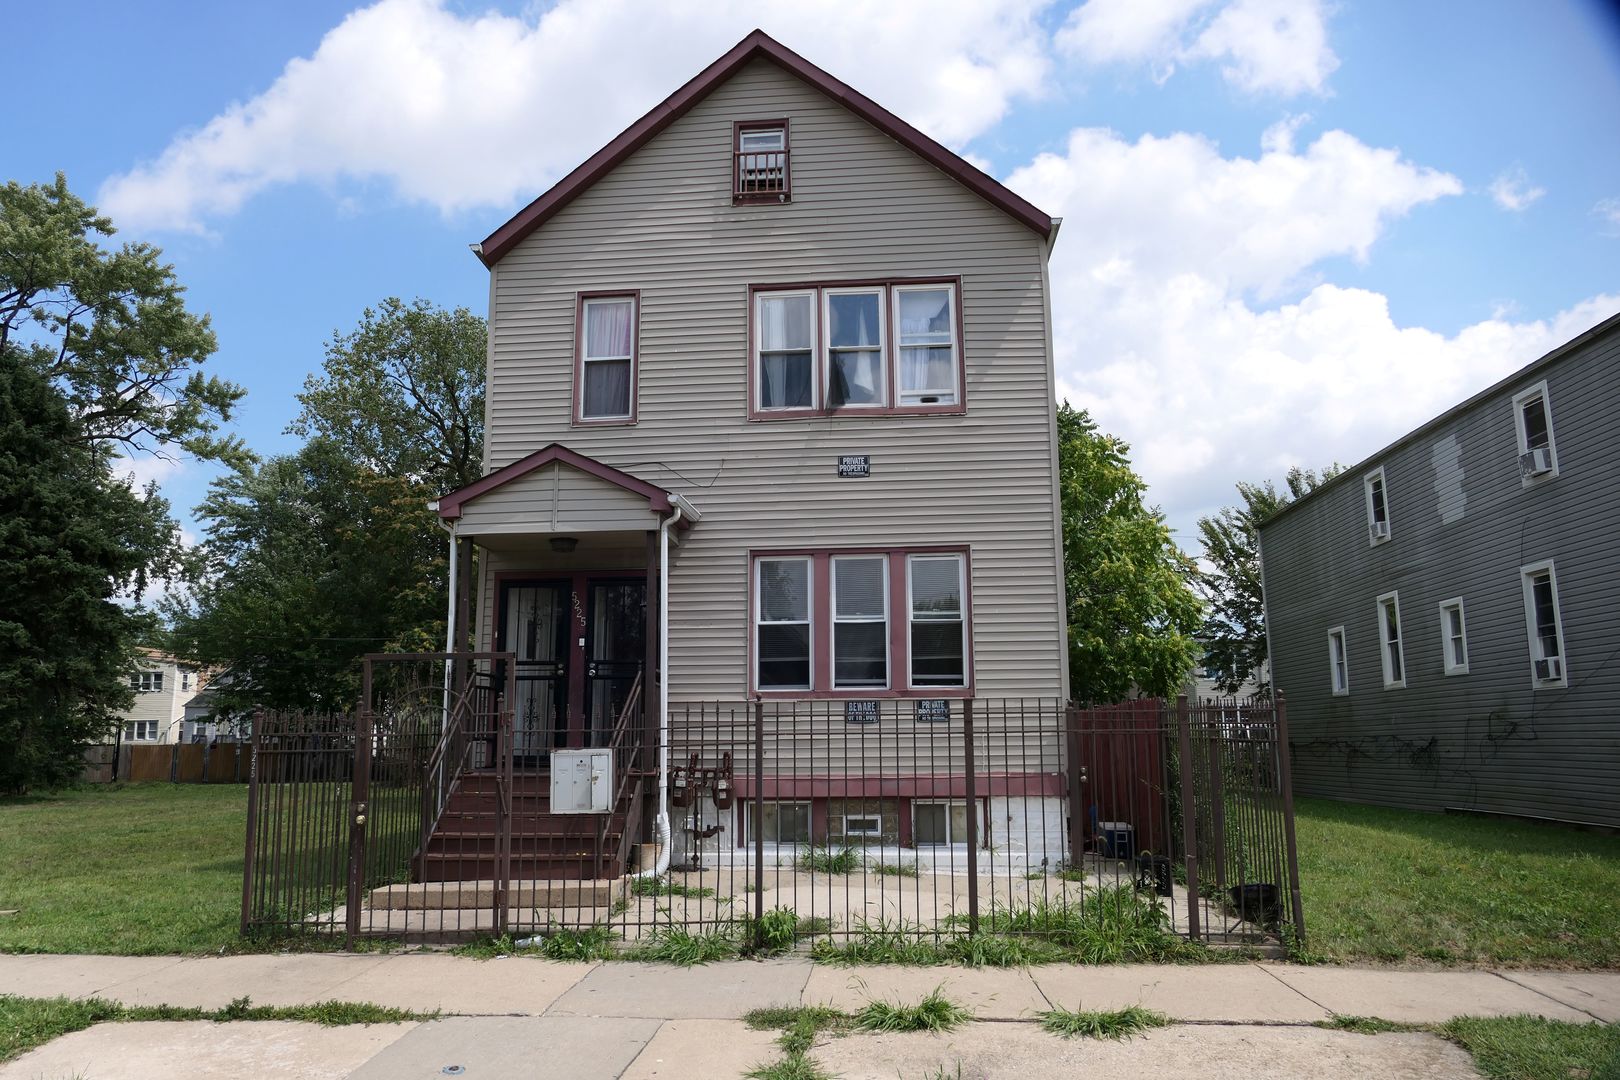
left=634, top=499, right=684, bottom=878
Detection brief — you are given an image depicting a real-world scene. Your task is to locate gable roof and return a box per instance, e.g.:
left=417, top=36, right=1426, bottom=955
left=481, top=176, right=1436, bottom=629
left=475, top=29, right=1054, bottom=266
left=435, top=443, right=673, bottom=520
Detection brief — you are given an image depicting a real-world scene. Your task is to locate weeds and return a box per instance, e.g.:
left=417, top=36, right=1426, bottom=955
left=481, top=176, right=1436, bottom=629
left=796, top=846, right=862, bottom=874
left=743, top=1004, right=852, bottom=1080
left=854, top=986, right=973, bottom=1033
left=1038, top=1004, right=1169, bottom=1039
left=751, top=907, right=801, bottom=956
left=871, top=862, right=919, bottom=878
left=535, top=926, right=616, bottom=961
left=1316, top=1015, right=1428, bottom=1035
left=627, top=924, right=740, bottom=965
left=629, top=876, right=717, bottom=900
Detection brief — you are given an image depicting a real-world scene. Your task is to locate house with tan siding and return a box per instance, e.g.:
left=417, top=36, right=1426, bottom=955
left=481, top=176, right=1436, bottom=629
left=117, top=648, right=206, bottom=746
left=428, top=31, right=1067, bottom=877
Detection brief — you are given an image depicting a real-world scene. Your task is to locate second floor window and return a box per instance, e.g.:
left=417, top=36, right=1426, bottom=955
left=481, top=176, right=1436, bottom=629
left=752, top=280, right=962, bottom=417
left=125, top=720, right=157, bottom=741
left=1513, top=380, right=1559, bottom=483
left=131, top=671, right=163, bottom=693
left=576, top=294, right=637, bottom=423
left=1364, top=468, right=1390, bottom=545
left=1377, top=591, right=1405, bottom=689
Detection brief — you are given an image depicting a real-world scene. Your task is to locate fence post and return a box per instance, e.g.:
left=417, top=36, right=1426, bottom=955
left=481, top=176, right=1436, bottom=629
left=1274, top=692, right=1307, bottom=943
left=753, top=698, right=765, bottom=947
left=964, top=698, right=979, bottom=938
left=346, top=686, right=374, bottom=950
left=1065, top=704, right=1085, bottom=869
left=239, top=711, right=263, bottom=937
left=1175, top=694, right=1201, bottom=940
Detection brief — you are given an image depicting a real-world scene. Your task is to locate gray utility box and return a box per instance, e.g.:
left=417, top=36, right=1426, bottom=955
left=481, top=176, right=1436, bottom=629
left=550, top=749, right=614, bottom=814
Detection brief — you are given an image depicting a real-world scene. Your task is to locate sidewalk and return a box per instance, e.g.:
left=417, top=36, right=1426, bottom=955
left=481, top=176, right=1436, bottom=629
left=2, top=953, right=1615, bottom=1079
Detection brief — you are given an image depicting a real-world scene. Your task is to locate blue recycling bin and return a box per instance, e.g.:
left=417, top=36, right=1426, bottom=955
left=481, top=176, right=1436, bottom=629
left=1100, top=821, right=1134, bottom=861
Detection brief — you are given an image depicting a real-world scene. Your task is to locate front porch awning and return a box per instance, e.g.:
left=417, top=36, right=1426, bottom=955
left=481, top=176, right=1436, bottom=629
left=434, top=443, right=680, bottom=537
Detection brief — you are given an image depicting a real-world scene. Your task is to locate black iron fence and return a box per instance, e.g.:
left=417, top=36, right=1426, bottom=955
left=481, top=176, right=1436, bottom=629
left=241, top=666, right=1304, bottom=952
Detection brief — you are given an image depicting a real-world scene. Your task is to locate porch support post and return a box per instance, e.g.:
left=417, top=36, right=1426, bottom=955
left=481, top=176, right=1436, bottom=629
left=643, top=530, right=660, bottom=839
left=452, top=535, right=474, bottom=691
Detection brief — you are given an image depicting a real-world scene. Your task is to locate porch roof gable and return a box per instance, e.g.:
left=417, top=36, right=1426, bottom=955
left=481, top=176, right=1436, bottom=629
left=435, top=443, right=673, bottom=521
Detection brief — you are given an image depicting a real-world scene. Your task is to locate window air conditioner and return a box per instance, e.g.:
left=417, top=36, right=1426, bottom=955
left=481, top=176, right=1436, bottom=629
left=1370, top=520, right=1390, bottom=541
left=1520, top=448, right=1553, bottom=477
left=1534, top=656, right=1563, bottom=682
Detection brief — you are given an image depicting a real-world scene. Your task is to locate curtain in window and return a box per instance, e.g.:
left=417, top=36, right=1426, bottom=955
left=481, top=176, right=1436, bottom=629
left=897, top=289, right=955, bottom=402
left=759, top=294, right=813, bottom=408
left=585, top=300, right=633, bottom=358
left=829, top=292, right=882, bottom=406
left=584, top=360, right=631, bottom=417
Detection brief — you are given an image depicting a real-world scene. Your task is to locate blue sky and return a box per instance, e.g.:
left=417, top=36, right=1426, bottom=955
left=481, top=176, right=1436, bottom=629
left=8, top=0, right=1619, bottom=550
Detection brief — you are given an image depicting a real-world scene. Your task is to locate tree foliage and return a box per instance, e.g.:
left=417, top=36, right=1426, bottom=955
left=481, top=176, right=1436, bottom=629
left=1058, top=404, right=1203, bottom=704
left=1196, top=464, right=1342, bottom=695
left=171, top=299, right=486, bottom=711
left=0, top=360, right=173, bottom=794
left=0, top=173, right=245, bottom=465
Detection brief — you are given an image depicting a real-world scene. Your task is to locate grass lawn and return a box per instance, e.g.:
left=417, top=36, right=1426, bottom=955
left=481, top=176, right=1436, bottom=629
left=1294, top=797, right=1620, bottom=967
left=0, top=784, right=247, bottom=956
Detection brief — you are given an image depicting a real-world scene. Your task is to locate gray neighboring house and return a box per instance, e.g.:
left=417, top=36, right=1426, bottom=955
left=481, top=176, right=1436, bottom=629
left=1259, top=310, right=1620, bottom=829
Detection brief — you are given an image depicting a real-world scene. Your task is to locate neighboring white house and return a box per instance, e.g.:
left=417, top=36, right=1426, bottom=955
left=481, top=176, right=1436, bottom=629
left=119, top=649, right=208, bottom=745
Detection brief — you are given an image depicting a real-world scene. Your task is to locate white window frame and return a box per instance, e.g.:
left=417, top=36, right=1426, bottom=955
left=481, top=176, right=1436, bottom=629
left=1520, top=560, right=1569, bottom=689
left=912, top=799, right=970, bottom=847
left=1376, top=591, right=1406, bottom=690
left=578, top=295, right=637, bottom=421
left=831, top=554, right=890, bottom=690
left=749, top=800, right=812, bottom=845
left=124, top=720, right=157, bottom=742
left=1364, top=467, right=1391, bottom=546
left=1326, top=626, right=1349, bottom=695
left=1438, top=598, right=1469, bottom=676
left=840, top=814, right=883, bottom=838
left=754, top=556, right=814, bottom=692
left=754, top=289, right=819, bottom=413
left=906, top=553, right=967, bottom=689
left=131, top=671, right=163, bottom=693
left=822, top=287, right=888, bottom=410
left=1512, top=380, right=1559, bottom=485
left=892, top=283, right=961, bottom=407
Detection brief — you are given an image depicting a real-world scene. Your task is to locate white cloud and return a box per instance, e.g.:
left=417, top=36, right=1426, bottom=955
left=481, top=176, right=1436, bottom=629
left=1004, top=124, right=1618, bottom=536
left=1594, top=196, right=1620, bottom=235
left=1056, top=0, right=1337, bottom=96
left=99, top=0, right=1051, bottom=233
left=112, top=453, right=186, bottom=498
left=1489, top=166, right=1546, bottom=212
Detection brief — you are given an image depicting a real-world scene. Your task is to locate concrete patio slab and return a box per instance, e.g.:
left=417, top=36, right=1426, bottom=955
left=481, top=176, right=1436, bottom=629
left=0, top=953, right=187, bottom=1000
left=101, top=953, right=394, bottom=1009
left=320, top=952, right=598, bottom=1014
left=1495, top=971, right=1620, bottom=1023
left=546, top=959, right=813, bottom=1019
left=1265, top=966, right=1593, bottom=1023
left=349, top=1016, right=660, bottom=1080
left=0, top=1020, right=415, bottom=1080
left=802, top=965, right=1049, bottom=1020
left=1029, top=963, right=1329, bottom=1022
left=809, top=1022, right=1481, bottom=1080
left=620, top=1019, right=783, bottom=1079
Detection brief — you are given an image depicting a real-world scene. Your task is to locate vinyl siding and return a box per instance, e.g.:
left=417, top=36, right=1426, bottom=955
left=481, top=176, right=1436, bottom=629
left=1259, top=324, right=1620, bottom=827
left=477, top=57, right=1066, bottom=700
left=456, top=463, right=662, bottom=536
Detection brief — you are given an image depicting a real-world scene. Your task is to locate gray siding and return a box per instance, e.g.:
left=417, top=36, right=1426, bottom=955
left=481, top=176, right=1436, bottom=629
left=477, top=58, right=1066, bottom=699
left=1259, top=324, right=1620, bottom=826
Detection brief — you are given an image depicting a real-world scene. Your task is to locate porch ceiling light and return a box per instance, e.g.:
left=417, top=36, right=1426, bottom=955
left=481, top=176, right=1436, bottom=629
left=549, top=536, right=579, bottom=553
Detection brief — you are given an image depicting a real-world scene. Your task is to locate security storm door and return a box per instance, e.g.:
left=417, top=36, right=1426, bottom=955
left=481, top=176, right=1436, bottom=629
left=585, top=580, right=646, bottom=748
left=499, top=581, right=569, bottom=761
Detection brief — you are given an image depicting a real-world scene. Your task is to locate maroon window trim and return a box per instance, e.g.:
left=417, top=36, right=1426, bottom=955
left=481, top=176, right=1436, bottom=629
left=572, top=290, right=640, bottom=427
left=733, top=118, right=791, bottom=204
left=746, top=277, right=967, bottom=421
left=747, top=545, right=974, bottom=699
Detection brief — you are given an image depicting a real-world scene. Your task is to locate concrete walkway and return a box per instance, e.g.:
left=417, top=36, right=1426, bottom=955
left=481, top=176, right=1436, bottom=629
left=1, top=953, right=1615, bottom=1079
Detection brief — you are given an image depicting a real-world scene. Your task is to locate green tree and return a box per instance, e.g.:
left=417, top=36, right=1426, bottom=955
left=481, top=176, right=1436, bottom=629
left=1058, top=404, right=1203, bottom=704
left=1196, top=464, right=1342, bottom=695
left=0, top=174, right=245, bottom=465
left=291, top=297, right=485, bottom=492
left=0, top=360, right=174, bottom=794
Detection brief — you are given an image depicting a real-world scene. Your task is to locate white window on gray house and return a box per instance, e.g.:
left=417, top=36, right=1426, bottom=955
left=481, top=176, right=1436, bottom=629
left=577, top=295, right=636, bottom=421
left=124, top=720, right=157, bottom=741
left=756, top=557, right=812, bottom=690
left=832, top=555, right=888, bottom=688
left=894, top=285, right=959, bottom=406
left=130, top=671, right=163, bottom=693
left=1327, top=626, right=1349, bottom=695
left=1376, top=591, right=1405, bottom=689
left=756, top=291, right=816, bottom=411
left=1513, top=380, right=1559, bottom=484
left=1520, top=560, right=1568, bottom=688
left=914, top=800, right=969, bottom=845
left=749, top=801, right=811, bottom=844
left=908, top=554, right=966, bottom=687
left=1364, top=468, right=1391, bottom=545
left=1438, top=598, right=1469, bottom=676
left=824, top=288, right=886, bottom=408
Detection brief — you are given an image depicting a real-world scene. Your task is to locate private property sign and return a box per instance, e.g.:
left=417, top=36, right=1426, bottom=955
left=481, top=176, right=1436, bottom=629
left=837, top=455, right=871, bottom=477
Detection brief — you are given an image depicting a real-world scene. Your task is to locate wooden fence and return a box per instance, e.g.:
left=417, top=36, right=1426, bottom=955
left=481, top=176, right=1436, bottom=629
left=82, top=742, right=250, bottom=784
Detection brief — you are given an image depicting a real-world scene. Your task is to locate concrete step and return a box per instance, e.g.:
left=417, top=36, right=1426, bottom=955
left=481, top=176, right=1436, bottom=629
left=367, top=877, right=627, bottom=910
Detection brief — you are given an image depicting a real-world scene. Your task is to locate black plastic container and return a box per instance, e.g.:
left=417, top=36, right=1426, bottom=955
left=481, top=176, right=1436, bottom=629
left=1228, top=882, right=1281, bottom=926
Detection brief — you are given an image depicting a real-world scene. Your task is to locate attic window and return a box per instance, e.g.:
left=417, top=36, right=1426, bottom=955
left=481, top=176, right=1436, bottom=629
left=734, top=121, right=790, bottom=203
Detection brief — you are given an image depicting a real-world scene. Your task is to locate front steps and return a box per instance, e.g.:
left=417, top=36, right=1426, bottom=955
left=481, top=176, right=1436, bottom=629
left=368, top=878, right=627, bottom=910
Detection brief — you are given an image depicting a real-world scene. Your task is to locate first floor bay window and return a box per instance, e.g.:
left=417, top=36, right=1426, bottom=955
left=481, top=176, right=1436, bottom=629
left=752, top=548, right=970, bottom=695
left=756, top=557, right=812, bottom=690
